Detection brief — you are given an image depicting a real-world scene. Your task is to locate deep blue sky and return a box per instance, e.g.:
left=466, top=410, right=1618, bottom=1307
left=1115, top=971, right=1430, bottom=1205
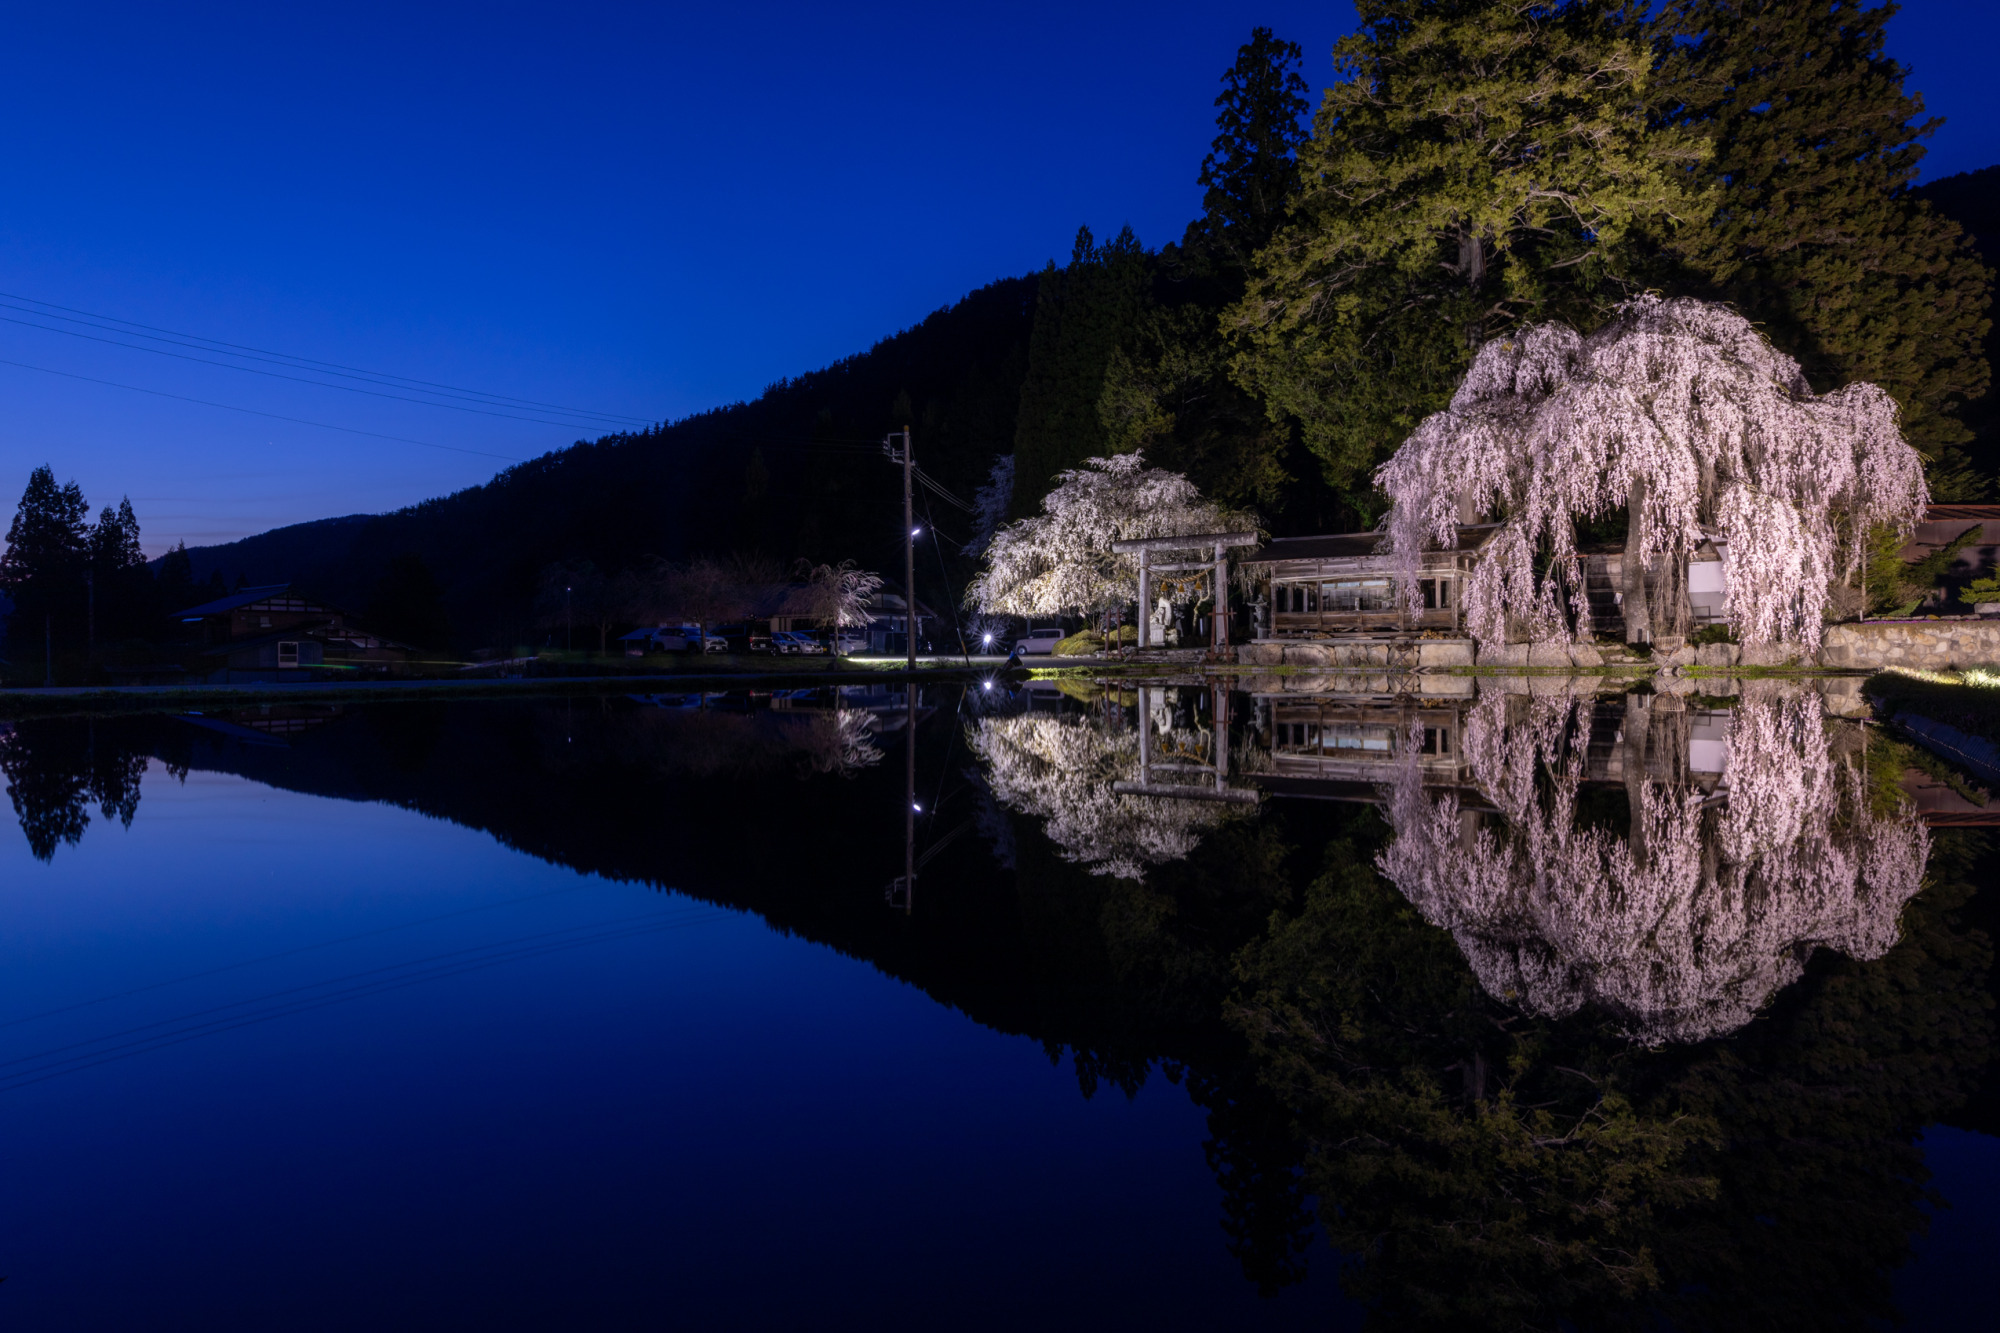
left=1, top=1, right=1994, bottom=554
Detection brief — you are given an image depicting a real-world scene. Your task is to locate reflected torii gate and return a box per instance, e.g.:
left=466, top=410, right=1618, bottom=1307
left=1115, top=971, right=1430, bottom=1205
left=1112, top=683, right=1260, bottom=806
left=1110, top=531, right=1261, bottom=651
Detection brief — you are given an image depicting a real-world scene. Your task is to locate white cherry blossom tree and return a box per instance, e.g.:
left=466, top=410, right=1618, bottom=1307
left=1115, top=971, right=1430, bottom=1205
left=966, top=453, right=1245, bottom=620
left=1378, top=296, right=1929, bottom=650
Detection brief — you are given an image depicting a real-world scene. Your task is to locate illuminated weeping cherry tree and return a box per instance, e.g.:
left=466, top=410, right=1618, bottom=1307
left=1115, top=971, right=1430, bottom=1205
left=965, top=704, right=1246, bottom=881
left=1376, top=685, right=1928, bottom=1044
left=967, top=453, right=1248, bottom=623
left=1378, top=296, right=1929, bottom=651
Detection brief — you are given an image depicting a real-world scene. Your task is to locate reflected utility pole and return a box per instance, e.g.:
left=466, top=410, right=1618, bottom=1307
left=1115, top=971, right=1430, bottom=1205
left=904, top=681, right=916, bottom=914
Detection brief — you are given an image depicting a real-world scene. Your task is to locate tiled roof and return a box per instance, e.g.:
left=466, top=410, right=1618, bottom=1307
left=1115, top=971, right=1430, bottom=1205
left=171, top=584, right=304, bottom=618
left=1245, top=524, right=1501, bottom=563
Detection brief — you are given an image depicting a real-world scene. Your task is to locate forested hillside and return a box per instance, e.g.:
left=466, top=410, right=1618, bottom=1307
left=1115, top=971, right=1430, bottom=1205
left=174, top=276, right=1036, bottom=646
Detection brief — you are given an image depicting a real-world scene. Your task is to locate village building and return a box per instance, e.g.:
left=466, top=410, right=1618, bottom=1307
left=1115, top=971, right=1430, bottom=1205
left=171, top=583, right=417, bottom=682
left=1241, top=527, right=1498, bottom=640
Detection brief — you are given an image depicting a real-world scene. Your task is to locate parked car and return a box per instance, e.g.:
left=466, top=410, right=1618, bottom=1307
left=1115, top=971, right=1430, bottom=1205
left=771, top=631, right=822, bottom=655
left=832, top=631, right=867, bottom=655
left=1011, top=625, right=1067, bottom=655
left=624, top=625, right=716, bottom=654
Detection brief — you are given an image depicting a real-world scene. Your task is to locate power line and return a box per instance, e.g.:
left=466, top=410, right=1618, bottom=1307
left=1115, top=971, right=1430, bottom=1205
left=0, top=355, right=525, bottom=462
left=0, top=309, right=648, bottom=431
left=0, top=289, right=658, bottom=427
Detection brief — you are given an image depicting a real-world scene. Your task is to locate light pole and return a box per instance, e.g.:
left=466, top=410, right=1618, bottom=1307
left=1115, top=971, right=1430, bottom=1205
left=885, top=426, right=915, bottom=672
left=565, top=584, right=573, bottom=653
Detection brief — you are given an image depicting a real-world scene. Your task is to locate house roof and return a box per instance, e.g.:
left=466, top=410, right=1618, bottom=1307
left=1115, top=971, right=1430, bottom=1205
left=171, top=583, right=315, bottom=618
left=1925, top=505, right=2000, bottom=522
left=1245, top=525, right=1501, bottom=564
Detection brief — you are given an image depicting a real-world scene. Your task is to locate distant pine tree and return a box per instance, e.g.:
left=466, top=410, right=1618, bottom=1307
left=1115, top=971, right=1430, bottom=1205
left=1649, top=0, right=1994, bottom=493
left=0, top=465, right=90, bottom=651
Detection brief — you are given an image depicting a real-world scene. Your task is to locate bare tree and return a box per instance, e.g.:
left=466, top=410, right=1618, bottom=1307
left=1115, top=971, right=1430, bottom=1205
left=632, top=556, right=754, bottom=650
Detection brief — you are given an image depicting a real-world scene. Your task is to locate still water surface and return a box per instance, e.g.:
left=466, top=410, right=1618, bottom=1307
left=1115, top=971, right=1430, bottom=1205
left=0, top=679, right=1993, bottom=1329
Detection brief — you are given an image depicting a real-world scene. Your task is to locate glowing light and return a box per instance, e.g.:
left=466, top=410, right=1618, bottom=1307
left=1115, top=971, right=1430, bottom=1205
left=911, top=527, right=923, bottom=537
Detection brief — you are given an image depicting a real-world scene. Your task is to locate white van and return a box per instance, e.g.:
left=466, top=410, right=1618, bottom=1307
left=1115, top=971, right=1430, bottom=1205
left=1011, top=626, right=1066, bottom=655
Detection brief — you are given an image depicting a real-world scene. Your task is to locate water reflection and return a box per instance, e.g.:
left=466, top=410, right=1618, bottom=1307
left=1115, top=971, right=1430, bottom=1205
left=0, top=681, right=1992, bottom=1329
left=966, top=682, right=1255, bottom=880
left=1376, top=683, right=1929, bottom=1044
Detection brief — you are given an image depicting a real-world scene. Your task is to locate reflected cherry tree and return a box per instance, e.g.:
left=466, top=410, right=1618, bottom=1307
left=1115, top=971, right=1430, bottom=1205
left=966, top=703, right=1245, bottom=880
left=1376, top=684, right=1929, bottom=1043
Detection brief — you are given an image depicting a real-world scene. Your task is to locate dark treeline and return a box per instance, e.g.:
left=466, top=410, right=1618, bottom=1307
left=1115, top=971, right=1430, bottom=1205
left=33, top=1, right=2000, bottom=654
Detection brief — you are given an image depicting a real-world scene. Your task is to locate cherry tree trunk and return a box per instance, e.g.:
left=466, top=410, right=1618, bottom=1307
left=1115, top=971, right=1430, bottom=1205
left=1623, top=476, right=1651, bottom=645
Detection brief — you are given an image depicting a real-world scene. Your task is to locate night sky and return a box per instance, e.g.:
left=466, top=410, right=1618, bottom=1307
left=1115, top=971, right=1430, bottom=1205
left=1, top=1, right=1994, bottom=554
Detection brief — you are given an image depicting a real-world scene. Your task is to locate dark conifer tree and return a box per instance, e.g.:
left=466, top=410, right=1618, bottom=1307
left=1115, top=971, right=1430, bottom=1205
left=1649, top=0, right=1994, bottom=494
left=0, top=465, right=90, bottom=653
left=1186, top=26, right=1311, bottom=275
left=1095, top=27, right=1316, bottom=523
left=88, top=496, right=150, bottom=641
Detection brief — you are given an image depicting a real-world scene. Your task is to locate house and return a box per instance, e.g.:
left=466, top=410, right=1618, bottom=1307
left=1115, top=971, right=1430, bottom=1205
left=858, top=585, right=938, bottom=656
left=1242, top=527, right=1499, bottom=640
left=171, top=584, right=417, bottom=682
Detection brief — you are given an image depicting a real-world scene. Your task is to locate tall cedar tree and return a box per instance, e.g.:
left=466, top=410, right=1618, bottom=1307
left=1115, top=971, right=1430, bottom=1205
left=1229, top=0, right=1712, bottom=517
left=1010, top=225, right=1150, bottom=516
left=1649, top=0, right=1994, bottom=497
left=1096, top=28, right=1310, bottom=522
left=0, top=466, right=90, bottom=646
left=1187, top=27, right=1314, bottom=274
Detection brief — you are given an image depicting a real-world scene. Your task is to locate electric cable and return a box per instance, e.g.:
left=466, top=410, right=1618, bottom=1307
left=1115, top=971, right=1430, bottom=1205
left=0, top=309, right=644, bottom=430
left=0, top=355, right=524, bottom=461
left=0, top=290, right=657, bottom=427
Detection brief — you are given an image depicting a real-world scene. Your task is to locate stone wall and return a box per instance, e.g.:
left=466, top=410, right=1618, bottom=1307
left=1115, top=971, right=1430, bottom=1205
left=1240, top=638, right=1475, bottom=669
left=1819, top=620, right=2000, bottom=670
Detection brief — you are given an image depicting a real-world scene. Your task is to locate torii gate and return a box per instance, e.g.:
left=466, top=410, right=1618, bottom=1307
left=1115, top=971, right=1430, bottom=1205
left=1110, top=531, right=1261, bottom=650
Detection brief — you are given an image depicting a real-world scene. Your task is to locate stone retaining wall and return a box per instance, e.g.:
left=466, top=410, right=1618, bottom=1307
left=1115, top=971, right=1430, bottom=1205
left=1819, top=620, right=2000, bottom=670
left=1240, top=638, right=1475, bottom=669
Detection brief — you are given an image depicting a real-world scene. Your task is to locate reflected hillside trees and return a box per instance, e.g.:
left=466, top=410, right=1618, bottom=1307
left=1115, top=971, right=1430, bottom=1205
left=0, top=718, right=155, bottom=861
left=1233, top=820, right=1994, bottom=1331
left=1377, top=684, right=1930, bottom=1043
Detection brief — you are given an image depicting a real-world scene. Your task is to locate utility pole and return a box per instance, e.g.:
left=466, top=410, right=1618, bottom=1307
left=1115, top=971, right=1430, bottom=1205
left=565, top=584, right=573, bottom=653
left=45, top=611, right=53, bottom=688
left=86, top=569, right=95, bottom=664
left=886, top=426, right=916, bottom=672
